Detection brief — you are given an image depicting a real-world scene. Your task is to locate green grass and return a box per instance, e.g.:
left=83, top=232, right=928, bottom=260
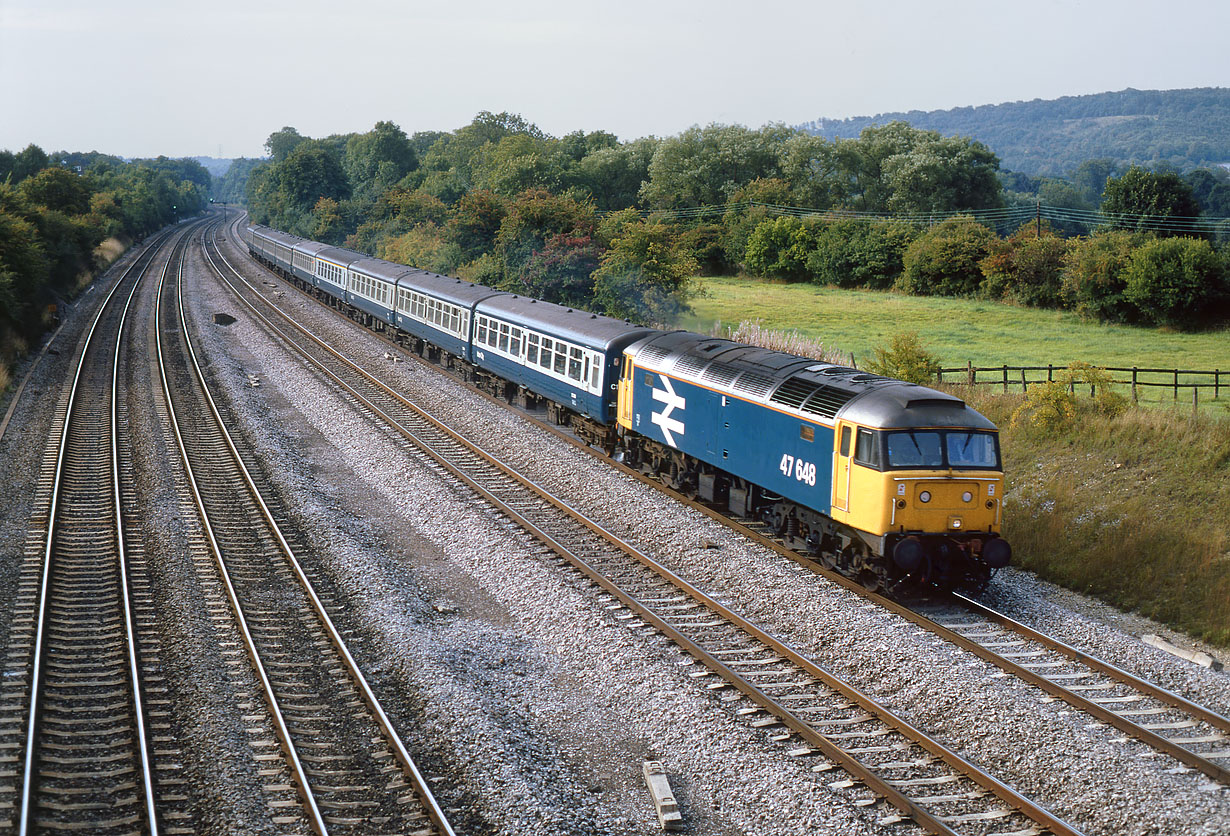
left=682, top=277, right=1230, bottom=375
left=964, top=389, right=1230, bottom=646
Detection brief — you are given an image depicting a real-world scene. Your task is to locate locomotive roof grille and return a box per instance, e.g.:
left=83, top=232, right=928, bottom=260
left=673, top=354, right=710, bottom=377
left=638, top=345, right=671, bottom=365
left=801, top=386, right=858, bottom=419
left=769, top=377, right=821, bottom=409
left=732, top=371, right=775, bottom=398
left=701, top=362, right=740, bottom=387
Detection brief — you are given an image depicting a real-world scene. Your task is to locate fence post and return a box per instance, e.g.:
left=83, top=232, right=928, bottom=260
left=1002, top=365, right=1008, bottom=394
left=1047, top=363, right=1053, bottom=382
left=1216, top=369, right=1221, bottom=400
left=1174, top=369, right=1179, bottom=401
left=1020, top=368, right=1027, bottom=392
left=1193, top=386, right=1199, bottom=413
left=1132, top=367, right=1138, bottom=402
left=967, top=361, right=973, bottom=386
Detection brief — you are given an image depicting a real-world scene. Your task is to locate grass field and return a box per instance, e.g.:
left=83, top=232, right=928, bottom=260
left=681, top=278, right=1230, bottom=390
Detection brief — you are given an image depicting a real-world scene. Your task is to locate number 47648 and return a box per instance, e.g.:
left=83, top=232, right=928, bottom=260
left=779, top=454, right=817, bottom=487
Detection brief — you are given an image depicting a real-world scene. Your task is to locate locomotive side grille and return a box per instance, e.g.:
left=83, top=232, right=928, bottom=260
left=732, top=371, right=775, bottom=398
left=769, top=377, right=821, bottom=409
left=801, top=385, right=858, bottom=419
left=701, top=362, right=740, bottom=388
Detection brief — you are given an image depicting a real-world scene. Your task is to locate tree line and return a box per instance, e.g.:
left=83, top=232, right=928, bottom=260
left=243, top=116, right=1003, bottom=324
left=242, top=114, right=1229, bottom=331
left=1, top=145, right=209, bottom=374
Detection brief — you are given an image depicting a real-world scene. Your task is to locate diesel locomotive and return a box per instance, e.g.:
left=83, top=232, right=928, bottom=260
left=246, top=223, right=1010, bottom=590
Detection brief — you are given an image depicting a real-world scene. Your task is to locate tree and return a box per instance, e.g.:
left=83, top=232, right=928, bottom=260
left=807, top=219, right=916, bottom=288
left=343, top=121, right=418, bottom=202
left=19, top=167, right=92, bottom=215
left=592, top=219, right=696, bottom=324
left=639, top=123, right=794, bottom=208
left=744, top=216, right=815, bottom=281
left=1060, top=230, right=1143, bottom=322
left=1122, top=236, right=1227, bottom=327
left=899, top=216, right=996, bottom=296
left=444, top=189, right=507, bottom=263
left=979, top=224, right=1069, bottom=308
left=9, top=144, right=50, bottom=184
left=494, top=189, right=595, bottom=282
left=517, top=233, right=602, bottom=307
left=574, top=138, right=657, bottom=210
left=1101, top=165, right=1201, bottom=235
left=265, top=127, right=306, bottom=163
left=863, top=332, right=942, bottom=385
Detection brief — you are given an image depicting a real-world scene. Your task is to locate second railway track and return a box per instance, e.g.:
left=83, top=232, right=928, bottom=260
left=160, top=220, right=455, bottom=835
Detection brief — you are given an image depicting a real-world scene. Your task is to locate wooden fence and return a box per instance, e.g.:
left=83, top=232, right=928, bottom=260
left=938, top=363, right=1225, bottom=405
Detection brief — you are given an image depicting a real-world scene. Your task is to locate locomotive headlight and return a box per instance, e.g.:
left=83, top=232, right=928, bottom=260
left=919, top=491, right=931, bottom=503
left=962, top=491, right=973, bottom=503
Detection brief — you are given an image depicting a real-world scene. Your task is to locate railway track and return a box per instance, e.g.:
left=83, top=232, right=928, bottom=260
left=204, top=220, right=1083, bottom=835
left=0, top=225, right=196, bottom=835
left=221, top=211, right=1230, bottom=798
left=159, top=221, right=454, bottom=835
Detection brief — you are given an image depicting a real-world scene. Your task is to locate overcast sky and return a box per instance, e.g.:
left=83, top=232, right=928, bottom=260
left=2, top=0, right=1227, bottom=159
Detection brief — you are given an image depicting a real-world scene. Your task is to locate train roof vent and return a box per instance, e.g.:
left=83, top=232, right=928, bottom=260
left=732, top=371, right=775, bottom=399
left=851, top=373, right=887, bottom=383
left=701, top=362, right=740, bottom=388
left=673, top=354, right=710, bottom=378
left=819, top=366, right=858, bottom=376
left=769, top=377, right=822, bottom=410
left=906, top=397, right=965, bottom=409
left=800, top=385, right=859, bottom=419
left=637, top=345, right=672, bottom=366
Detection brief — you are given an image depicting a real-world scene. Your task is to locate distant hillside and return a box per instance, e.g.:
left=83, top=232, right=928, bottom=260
left=191, top=156, right=234, bottom=178
left=799, top=88, right=1230, bottom=176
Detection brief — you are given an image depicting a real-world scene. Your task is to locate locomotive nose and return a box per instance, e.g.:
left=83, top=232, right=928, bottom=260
left=983, top=537, right=1012, bottom=569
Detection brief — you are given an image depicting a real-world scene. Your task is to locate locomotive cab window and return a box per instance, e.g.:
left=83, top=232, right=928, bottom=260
left=839, top=426, right=851, bottom=457
left=854, top=428, right=882, bottom=468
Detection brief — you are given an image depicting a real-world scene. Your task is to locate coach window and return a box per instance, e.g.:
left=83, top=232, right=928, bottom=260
left=510, top=327, right=522, bottom=357
left=526, top=334, right=540, bottom=365
left=590, top=355, right=601, bottom=390
left=568, top=347, right=583, bottom=381
left=854, top=428, right=882, bottom=468
left=497, top=323, right=509, bottom=352
left=553, top=345, right=567, bottom=375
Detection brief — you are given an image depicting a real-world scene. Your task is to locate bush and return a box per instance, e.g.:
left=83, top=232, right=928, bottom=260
left=744, top=216, right=815, bottom=281
left=807, top=219, right=916, bottom=288
left=863, top=331, right=942, bottom=385
left=899, top=216, right=996, bottom=296
left=979, top=224, right=1068, bottom=307
left=1060, top=230, right=1143, bottom=323
left=1010, top=381, right=1077, bottom=431
left=1122, top=236, right=1227, bottom=328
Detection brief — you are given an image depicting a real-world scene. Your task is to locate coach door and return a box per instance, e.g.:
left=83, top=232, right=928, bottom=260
left=831, top=422, right=853, bottom=517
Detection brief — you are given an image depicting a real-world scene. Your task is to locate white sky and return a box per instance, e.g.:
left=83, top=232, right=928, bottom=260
left=1, top=0, right=1227, bottom=159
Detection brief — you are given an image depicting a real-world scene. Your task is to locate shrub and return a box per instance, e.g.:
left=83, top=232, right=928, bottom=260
left=1122, top=236, right=1227, bottom=328
left=863, top=331, right=942, bottom=385
left=899, top=216, right=996, bottom=296
left=744, top=216, right=815, bottom=281
left=807, top=219, right=916, bottom=288
left=979, top=224, right=1069, bottom=307
left=1010, top=381, right=1077, bottom=431
left=592, top=220, right=697, bottom=325
left=1060, top=230, right=1143, bottom=323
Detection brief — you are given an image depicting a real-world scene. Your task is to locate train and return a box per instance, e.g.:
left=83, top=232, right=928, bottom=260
left=245, top=223, right=1011, bottom=591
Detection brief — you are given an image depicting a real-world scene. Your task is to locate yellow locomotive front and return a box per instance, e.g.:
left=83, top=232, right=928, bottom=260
left=830, top=393, right=1011, bottom=588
